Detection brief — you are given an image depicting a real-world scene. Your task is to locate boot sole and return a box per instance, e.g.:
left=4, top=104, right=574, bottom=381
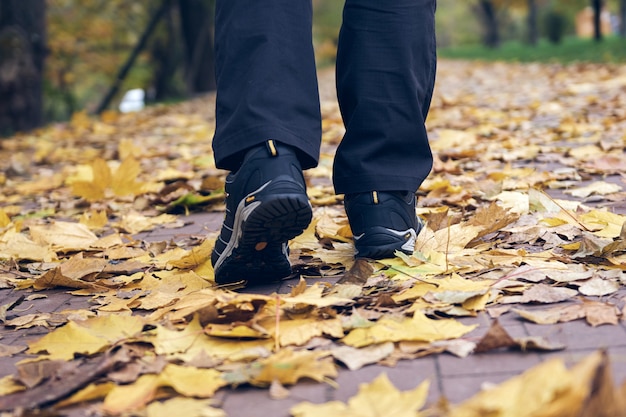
left=214, top=193, right=312, bottom=284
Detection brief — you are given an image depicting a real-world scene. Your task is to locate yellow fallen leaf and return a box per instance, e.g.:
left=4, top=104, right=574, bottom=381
left=330, top=342, right=395, bottom=371
left=447, top=351, right=610, bottom=417
left=382, top=252, right=449, bottom=278
left=431, top=129, right=477, bottom=151
left=0, top=228, right=57, bottom=262
left=393, top=274, right=493, bottom=303
left=29, top=221, right=99, bottom=251
left=258, top=317, right=344, bottom=347
left=92, top=233, right=125, bottom=249
left=205, top=323, right=268, bottom=339
left=0, top=375, right=25, bottom=396
left=116, top=212, right=180, bottom=234
left=27, top=321, right=111, bottom=360
left=111, top=156, right=143, bottom=197
left=494, top=191, right=529, bottom=214
left=145, top=397, right=226, bottom=417
left=291, top=373, right=429, bottom=417
left=194, top=258, right=215, bottom=281
left=150, top=316, right=207, bottom=356
left=315, top=207, right=352, bottom=243
left=462, top=291, right=491, bottom=312
left=28, top=315, right=144, bottom=360
left=118, top=137, right=144, bottom=160
left=250, top=349, right=337, bottom=386
left=168, top=238, right=213, bottom=269
left=105, top=245, right=147, bottom=260
left=281, top=283, right=354, bottom=308
left=427, top=224, right=482, bottom=253
left=342, top=311, right=477, bottom=348
left=565, top=181, right=622, bottom=198
left=70, top=158, right=110, bottom=201
left=103, top=365, right=225, bottom=414
left=289, top=217, right=320, bottom=250
left=103, top=374, right=160, bottom=414
left=0, top=209, right=10, bottom=227
left=580, top=210, right=626, bottom=238
left=148, top=316, right=272, bottom=362
left=56, top=382, right=116, bottom=408
left=541, top=217, right=569, bottom=227
left=161, top=364, right=225, bottom=397
left=34, top=252, right=108, bottom=290
left=79, top=210, right=108, bottom=230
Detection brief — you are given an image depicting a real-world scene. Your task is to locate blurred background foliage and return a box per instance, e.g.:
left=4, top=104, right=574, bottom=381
left=0, top=0, right=625, bottom=135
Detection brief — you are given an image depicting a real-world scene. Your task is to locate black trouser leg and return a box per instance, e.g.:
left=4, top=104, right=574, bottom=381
left=333, top=0, right=437, bottom=194
left=212, top=0, right=321, bottom=171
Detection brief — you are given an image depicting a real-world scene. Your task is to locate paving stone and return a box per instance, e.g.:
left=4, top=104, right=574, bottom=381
left=331, top=361, right=440, bottom=405
left=240, top=281, right=283, bottom=295
left=440, top=372, right=519, bottom=404
left=59, top=295, right=96, bottom=311
left=0, top=328, right=18, bottom=344
left=144, top=213, right=223, bottom=240
left=3, top=289, right=74, bottom=314
left=539, top=347, right=626, bottom=386
left=437, top=348, right=542, bottom=378
left=484, top=309, right=527, bottom=326
left=0, top=351, right=26, bottom=378
left=146, top=224, right=206, bottom=240
left=0, top=288, right=16, bottom=302
left=606, top=346, right=626, bottom=384
left=221, top=382, right=327, bottom=417
left=523, top=320, right=626, bottom=350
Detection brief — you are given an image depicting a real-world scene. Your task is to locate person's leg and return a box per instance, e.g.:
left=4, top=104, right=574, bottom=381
left=211, top=0, right=320, bottom=285
left=212, top=0, right=321, bottom=171
left=334, top=0, right=436, bottom=194
left=334, top=0, right=437, bottom=259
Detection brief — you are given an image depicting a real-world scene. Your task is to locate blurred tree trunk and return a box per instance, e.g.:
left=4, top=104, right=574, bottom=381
left=591, top=0, right=602, bottom=41
left=178, top=0, right=216, bottom=94
left=527, top=0, right=538, bottom=45
left=96, top=0, right=171, bottom=114
left=151, top=7, right=181, bottom=101
left=475, top=0, right=500, bottom=48
left=0, top=0, right=46, bottom=135
left=619, top=0, right=626, bottom=38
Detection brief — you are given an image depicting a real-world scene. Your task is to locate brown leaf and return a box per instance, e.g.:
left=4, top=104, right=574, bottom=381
left=0, top=346, right=135, bottom=412
left=0, top=343, right=27, bottom=357
left=16, top=360, right=78, bottom=389
left=520, top=283, right=578, bottom=304
left=269, top=379, right=291, bottom=400
left=514, top=336, right=565, bottom=352
left=336, top=258, right=374, bottom=285
left=33, top=253, right=108, bottom=290
left=474, top=319, right=516, bottom=353
left=515, top=298, right=621, bottom=327
left=578, top=350, right=626, bottom=417
left=290, top=277, right=308, bottom=296
left=467, top=202, right=520, bottom=239
left=583, top=299, right=621, bottom=327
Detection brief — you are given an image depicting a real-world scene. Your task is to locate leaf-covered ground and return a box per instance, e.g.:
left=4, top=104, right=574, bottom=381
left=1, top=60, right=626, bottom=416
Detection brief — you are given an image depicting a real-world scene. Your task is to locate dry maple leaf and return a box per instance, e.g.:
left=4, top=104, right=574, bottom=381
left=71, top=157, right=145, bottom=202
left=445, top=350, right=625, bottom=417
left=291, top=373, right=429, bottom=417
left=342, top=311, right=477, bottom=348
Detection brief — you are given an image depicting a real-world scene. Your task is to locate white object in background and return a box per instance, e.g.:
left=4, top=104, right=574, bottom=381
left=119, top=88, right=145, bottom=113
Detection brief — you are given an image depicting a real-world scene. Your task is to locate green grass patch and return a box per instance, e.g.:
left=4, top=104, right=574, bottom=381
left=438, top=36, right=626, bottom=64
